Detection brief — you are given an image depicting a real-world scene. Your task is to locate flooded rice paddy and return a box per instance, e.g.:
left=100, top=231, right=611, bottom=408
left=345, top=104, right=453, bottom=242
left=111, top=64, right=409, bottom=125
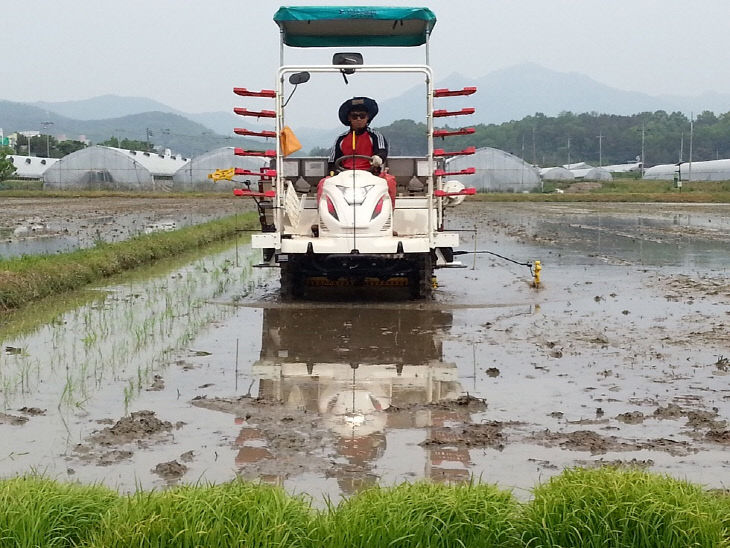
left=1, top=200, right=728, bottom=502
left=0, top=196, right=247, bottom=258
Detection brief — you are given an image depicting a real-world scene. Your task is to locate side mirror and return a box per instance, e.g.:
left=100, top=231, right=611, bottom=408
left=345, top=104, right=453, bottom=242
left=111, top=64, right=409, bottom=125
left=288, top=72, right=310, bottom=85
left=332, top=52, right=363, bottom=75
left=283, top=72, right=311, bottom=108
left=333, top=52, right=362, bottom=85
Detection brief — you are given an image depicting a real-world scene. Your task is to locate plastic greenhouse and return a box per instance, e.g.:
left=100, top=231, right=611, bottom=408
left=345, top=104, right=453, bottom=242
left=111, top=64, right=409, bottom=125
left=172, top=147, right=268, bottom=191
left=446, top=147, right=540, bottom=192
left=602, top=162, right=641, bottom=173
left=643, top=159, right=730, bottom=181
left=43, top=146, right=188, bottom=191
left=539, top=166, right=574, bottom=181
left=571, top=167, right=613, bottom=181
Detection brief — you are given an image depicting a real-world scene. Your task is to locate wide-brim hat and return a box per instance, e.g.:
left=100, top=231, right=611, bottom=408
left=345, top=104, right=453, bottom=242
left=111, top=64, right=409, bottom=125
left=338, top=97, right=378, bottom=125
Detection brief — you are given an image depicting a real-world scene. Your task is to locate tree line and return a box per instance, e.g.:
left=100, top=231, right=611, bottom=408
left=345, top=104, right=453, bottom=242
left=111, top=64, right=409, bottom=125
left=350, top=110, right=730, bottom=167
left=13, top=134, right=87, bottom=159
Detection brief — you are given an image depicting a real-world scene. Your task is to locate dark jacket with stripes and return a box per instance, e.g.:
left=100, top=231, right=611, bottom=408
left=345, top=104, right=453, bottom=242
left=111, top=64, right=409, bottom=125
left=327, top=127, right=388, bottom=173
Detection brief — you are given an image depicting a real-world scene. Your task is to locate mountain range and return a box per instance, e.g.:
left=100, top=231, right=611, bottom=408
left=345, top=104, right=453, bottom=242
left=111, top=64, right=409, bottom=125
left=1, top=100, right=260, bottom=157
left=4, top=63, right=730, bottom=155
left=376, top=63, right=730, bottom=126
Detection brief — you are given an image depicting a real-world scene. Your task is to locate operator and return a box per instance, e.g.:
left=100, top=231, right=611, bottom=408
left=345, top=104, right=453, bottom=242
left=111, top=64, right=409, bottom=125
left=328, top=96, right=387, bottom=172
left=320, top=96, right=397, bottom=205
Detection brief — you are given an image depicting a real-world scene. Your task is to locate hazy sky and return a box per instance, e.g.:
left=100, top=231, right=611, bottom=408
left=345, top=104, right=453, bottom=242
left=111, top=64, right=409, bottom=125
left=4, top=0, right=730, bottom=122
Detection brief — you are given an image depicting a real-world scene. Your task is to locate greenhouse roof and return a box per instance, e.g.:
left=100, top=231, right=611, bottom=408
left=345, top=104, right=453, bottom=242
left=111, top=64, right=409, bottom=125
left=113, top=147, right=189, bottom=177
left=9, top=155, right=59, bottom=178
left=273, top=6, right=436, bottom=47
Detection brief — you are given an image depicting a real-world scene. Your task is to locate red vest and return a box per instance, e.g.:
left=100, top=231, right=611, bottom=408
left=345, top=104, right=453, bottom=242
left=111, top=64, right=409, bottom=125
left=340, top=131, right=373, bottom=170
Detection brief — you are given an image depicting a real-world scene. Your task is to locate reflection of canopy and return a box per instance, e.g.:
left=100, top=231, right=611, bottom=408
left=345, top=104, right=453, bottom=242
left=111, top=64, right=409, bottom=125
left=257, top=307, right=452, bottom=366
left=274, top=6, right=436, bottom=47
left=254, top=306, right=462, bottom=438
left=252, top=304, right=469, bottom=485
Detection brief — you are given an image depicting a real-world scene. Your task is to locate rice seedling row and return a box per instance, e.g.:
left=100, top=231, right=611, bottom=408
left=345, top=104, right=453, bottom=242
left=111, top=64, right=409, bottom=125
left=1, top=469, right=728, bottom=548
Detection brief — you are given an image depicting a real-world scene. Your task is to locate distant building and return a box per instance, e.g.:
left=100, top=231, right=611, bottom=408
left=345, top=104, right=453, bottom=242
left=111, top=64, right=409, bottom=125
left=0, top=128, right=12, bottom=148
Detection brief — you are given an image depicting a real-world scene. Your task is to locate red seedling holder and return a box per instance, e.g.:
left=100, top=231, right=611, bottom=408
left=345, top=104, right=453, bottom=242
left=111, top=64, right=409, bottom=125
left=433, top=127, right=475, bottom=138
left=434, top=87, right=477, bottom=97
left=234, top=148, right=276, bottom=158
left=433, top=146, right=476, bottom=157
left=233, top=88, right=276, bottom=98
left=434, top=187, right=477, bottom=197
left=233, top=189, right=276, bottom=198
left=234, top=107, right=276, bottom=118
left=234, top=168, right=277, bottom=178
left=434, top=167, right=476, bottom=177
left=234, top=128, right=277, bottom=138
left=433, top=108, right=475, bottom=118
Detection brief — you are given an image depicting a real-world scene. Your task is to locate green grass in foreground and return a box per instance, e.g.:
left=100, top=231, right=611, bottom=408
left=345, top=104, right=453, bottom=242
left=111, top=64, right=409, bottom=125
left=87, top=481, right=315, bottom=548
left=0, top=476, right=118, bottom=548
left=519, top=467, right=729, bottom=548
left=317, top=482, right=519, bottom=547
left=4, top=181, right=730, bottom=202
left=0, top=212, right=258, bottom=312
left=0, top=179, right=43, bottom=191
left=1, top=469, right=728, bottom=547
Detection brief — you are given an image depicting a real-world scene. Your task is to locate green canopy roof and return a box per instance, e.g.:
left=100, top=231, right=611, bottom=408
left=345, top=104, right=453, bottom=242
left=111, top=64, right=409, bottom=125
left=274, top=6, right=436, bottom=47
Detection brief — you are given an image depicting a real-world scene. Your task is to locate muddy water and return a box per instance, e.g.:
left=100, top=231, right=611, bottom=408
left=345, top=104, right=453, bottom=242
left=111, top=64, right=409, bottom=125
left=0, top=197, right=250, bottom=258
left=1, top=202, right=728, bottom=502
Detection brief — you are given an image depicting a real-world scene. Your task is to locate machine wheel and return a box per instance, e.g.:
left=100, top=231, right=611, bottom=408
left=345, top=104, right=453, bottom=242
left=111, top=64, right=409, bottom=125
left=280, top=260, right=304, bottom=300
left=409, top=253, right=434, bottom=300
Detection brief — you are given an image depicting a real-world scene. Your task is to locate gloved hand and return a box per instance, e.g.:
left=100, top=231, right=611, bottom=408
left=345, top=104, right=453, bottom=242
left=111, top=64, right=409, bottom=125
left=370, top=155, right=383, bottom=168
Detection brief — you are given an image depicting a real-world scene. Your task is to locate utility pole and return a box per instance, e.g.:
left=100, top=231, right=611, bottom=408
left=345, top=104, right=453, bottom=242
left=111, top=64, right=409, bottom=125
left=567, top=137, right=571, bottom=167
left=532, top=126, right=536, bottom=165
left=160, top=129, right=171, bottom=152
left=521, top=134, right=526, bottom=186
left=41, top=121, right=54, bottom=157
left=688, top=113, right=694, bottom=183
left=640, top=122, right=646, bottom=177
left=596, top=132, right=603, bottom=166
left=146, top=128, right=153, bottom=152
left=679, top=132, right=684, bottom=162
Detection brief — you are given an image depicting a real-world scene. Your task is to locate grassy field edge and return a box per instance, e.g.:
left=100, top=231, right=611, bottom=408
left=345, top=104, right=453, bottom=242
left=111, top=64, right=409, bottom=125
left=0, top=469, right=727, bottom=547
left=0, top=212, right=258, bottom=312
left=2, top=181, right=730, bottom=202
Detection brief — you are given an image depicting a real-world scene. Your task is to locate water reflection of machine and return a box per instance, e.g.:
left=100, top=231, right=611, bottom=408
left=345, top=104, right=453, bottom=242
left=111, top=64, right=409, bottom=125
left=233, top=306, right=472, bottom=491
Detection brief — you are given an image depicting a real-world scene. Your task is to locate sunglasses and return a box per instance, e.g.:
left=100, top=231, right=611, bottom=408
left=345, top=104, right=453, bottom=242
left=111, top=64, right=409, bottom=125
left=348, top=112, right=368, bottom=119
